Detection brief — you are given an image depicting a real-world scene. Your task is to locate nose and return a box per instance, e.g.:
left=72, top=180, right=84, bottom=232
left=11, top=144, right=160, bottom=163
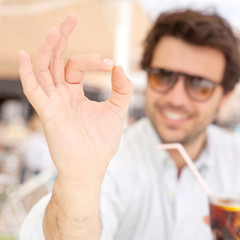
left=166, top=75, right=190, bottom=105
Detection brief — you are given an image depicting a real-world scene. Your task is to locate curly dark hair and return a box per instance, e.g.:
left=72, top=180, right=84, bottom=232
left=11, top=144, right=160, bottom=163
left=141, top=9, right=240, bottom=94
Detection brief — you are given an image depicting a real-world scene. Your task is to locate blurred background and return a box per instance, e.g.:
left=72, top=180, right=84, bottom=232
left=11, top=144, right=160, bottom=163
left=0, top=0, right=240, bottom=239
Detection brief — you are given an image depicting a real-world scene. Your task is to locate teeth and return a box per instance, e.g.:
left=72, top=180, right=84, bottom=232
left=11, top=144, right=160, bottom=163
left=163, top=110, right=188, bottom=121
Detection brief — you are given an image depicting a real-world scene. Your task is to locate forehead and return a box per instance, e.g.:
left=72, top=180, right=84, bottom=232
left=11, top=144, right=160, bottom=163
left=151, top=36, right=226, bottom=83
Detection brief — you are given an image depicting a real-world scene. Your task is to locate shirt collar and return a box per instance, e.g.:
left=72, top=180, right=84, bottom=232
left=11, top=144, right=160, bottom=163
left=143, top=117, right=216, bottom=171
left=142, top=118, right=171, bottom=170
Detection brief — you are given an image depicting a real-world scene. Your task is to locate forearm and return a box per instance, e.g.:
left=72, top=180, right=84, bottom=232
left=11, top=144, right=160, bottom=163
left=43, top=177, right=102, bottom=240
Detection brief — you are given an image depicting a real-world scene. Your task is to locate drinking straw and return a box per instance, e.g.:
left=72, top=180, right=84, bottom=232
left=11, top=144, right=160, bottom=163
left=158, top=143, right=214, bottom=200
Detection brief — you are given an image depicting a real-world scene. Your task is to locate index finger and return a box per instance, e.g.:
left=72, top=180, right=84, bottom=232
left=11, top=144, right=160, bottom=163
left=65, top=54, right=115, bottom=84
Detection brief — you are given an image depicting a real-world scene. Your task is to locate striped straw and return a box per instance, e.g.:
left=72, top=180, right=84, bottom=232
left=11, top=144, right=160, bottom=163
left=157, top=143, right=214, bottom=201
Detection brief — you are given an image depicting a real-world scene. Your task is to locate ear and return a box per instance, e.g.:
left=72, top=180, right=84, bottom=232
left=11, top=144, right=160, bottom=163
left=219, top=89, right=234, bottom=108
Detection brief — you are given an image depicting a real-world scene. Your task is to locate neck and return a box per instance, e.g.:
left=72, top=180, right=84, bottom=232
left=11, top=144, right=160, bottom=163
left=168, top=131, right=207, bottom=176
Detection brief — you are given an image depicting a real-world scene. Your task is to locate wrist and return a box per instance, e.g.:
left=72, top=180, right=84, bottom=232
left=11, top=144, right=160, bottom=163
left=56, top=166, right=106, bottom=188
left=53, top=176, right=102, bottom=207
left=43, top=176, right=103, bottom=240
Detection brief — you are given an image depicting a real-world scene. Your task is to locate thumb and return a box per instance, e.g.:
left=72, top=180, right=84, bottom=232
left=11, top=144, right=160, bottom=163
left=108, top=66, right=133, bottom=119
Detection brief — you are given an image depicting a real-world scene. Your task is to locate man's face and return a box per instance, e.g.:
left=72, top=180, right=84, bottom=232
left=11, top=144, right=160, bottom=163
left=145, top=36, right=226, bottom=145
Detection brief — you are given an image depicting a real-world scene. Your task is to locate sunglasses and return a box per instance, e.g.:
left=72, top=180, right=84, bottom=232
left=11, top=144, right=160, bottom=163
left=147, top=67, right=222, bottom=102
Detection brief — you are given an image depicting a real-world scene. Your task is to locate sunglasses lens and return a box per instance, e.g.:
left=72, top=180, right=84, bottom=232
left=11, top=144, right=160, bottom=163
left=148, top=69, right=175, bottom=93
left=186, top=77, right=215, bottom=101
left=147, top=68, right=219, bottom=101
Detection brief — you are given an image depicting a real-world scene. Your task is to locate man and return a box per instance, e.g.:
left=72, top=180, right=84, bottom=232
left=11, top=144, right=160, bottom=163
left=18, top=9, right=240, bottom=240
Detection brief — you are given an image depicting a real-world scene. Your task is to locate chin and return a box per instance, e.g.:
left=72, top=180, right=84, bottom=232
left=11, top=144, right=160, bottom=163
left=158, top=131, right=188, bottom=144
left=161, top=137, right=186, bottom=144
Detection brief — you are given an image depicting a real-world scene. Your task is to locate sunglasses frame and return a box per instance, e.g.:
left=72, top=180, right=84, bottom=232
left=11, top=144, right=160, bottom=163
left=147, top=67, right=222, bottom=102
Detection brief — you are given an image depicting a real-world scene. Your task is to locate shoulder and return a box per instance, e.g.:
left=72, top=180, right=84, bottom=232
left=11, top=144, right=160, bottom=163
left=206, top=125, right=240, bottom=189
left=121, top=117, right=159, bottom=151
left=19, top=193, right=52, bottom=240
left=111, top=117, right=158, bottom=165
left=123, top=117, right=150, bottom=141
left=104, top=118, right=154, bottom=180
left=207, top=124, right=240, bottom=165
left=207, top=124, right=239, bottom=147
left=105, top=117, right=161, bottom=182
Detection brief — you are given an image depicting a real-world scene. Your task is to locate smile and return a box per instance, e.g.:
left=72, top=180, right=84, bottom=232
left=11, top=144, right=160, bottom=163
left=162, top=110, right=189, bottom=121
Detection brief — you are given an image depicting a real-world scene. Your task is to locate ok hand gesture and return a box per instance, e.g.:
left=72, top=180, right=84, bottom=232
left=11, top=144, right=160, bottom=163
left=18, top=13, right=133, bottom=184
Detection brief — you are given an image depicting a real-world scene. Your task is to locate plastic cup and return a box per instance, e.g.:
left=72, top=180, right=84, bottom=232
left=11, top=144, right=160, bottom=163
left=209, top=193, right=240, bottom=240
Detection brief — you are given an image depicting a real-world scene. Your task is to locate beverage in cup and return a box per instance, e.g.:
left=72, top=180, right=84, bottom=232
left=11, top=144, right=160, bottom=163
left=209, top=193, right=240, bottom=240
left=158, top=143, right=240, bottom=239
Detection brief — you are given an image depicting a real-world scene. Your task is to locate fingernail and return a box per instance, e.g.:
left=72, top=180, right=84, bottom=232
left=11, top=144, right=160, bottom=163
left=103, top=58, right=115, bottom=68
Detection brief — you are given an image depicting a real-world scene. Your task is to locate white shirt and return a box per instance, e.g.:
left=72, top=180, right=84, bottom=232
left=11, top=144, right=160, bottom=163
left=19, top=117, right=240, bottom=240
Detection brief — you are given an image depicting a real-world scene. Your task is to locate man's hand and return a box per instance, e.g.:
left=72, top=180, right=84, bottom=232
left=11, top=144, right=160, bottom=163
left=18, top=13, right=133, bottom=239
left=203, top=215, right=210, bottom=225
left=18, top=13, right=133, bottom=183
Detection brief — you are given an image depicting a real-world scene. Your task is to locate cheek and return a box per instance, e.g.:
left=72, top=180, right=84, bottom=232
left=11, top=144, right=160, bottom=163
left=145, top=85, right=167, bottom=104
left=144, top=88, right=159, bottom=113
left=197, top=94, right=223, bottom=121
left=144, top=90, right=152, bottom=116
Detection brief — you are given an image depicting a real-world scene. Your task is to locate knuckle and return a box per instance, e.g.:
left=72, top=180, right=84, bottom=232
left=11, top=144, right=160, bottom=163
left=68, top=56, right=75, bottom=63
left=23, top=85, right=38, bottom=97
left=66, top=56, right=75, bottom=68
